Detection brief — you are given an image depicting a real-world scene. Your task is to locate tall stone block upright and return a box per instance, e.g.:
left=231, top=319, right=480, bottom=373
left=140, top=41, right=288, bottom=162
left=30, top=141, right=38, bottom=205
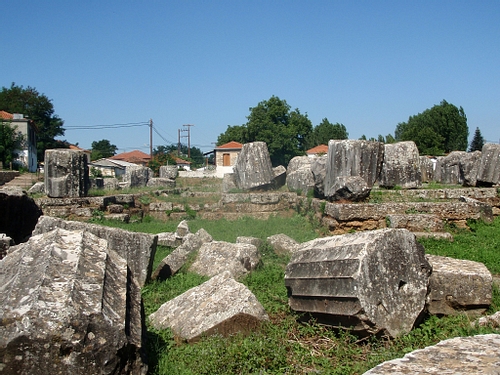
left=285, top=228, right=432, bottom=338
left=379, top=141, right=421, bottom=189
left=324, top=140, right=384, bottom=200
left=233, top=142, right=275, bottom=191
left=477, top=143, right=500, bottom=186
left=45, top=149, right=89, bottom=198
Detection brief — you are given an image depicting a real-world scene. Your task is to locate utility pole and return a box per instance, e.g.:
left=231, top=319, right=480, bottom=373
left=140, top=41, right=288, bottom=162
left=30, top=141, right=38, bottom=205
left=183, top=124, right=194, bottom=158
left=178, top=129, right=181, bottom=156
left=149, top=119, right=153, bottom=159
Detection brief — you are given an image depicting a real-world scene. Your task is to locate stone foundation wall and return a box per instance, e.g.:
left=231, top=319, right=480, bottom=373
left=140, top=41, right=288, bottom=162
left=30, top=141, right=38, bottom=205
left=0, top=171, right=19, bottom=185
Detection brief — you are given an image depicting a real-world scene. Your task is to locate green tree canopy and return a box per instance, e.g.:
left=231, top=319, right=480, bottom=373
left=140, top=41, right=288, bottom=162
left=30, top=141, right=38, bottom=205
left=0, top=120, right=24, bottom=168
left=152, top=144, right=205, bottom=168
left=0, top=83, right=66, bottom=161
left=395, top=100, right=468, bottom=155
left=217, top=96, right=313, bottom=166
left=306, top=118, right=348, bottom=148
left=91, top=139, right=117, bottom=160
left=469, top=127, right=485, bottom=152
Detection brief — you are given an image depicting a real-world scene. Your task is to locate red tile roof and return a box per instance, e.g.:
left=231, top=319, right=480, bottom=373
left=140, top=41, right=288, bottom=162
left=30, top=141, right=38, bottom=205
left=175, top=157, right=191, bottom=164
left=216, top=141, right=243, bottom=149
left=306, top=144, right=328, bottom=155
left=69, top=144, right=90, bottom=153
left=110, top=150, right=151, bottom=164
left=0, top=111, right=13, bottom=120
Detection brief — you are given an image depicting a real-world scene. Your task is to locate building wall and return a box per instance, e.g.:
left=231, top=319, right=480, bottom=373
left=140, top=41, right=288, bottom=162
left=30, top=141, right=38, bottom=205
left=215, top=150, right=240, bottom=167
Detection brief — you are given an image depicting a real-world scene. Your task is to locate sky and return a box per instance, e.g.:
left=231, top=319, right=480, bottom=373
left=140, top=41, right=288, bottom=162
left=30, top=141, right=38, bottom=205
left=2, top=1, right=499, bottom=154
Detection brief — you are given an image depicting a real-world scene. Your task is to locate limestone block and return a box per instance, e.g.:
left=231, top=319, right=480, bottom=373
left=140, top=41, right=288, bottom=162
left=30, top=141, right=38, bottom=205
left=123, top=165, right=153, bottom=188
left=426, top=254, right=492, bottom=316
left=437, top=151, right=482, bottom=186
left=44, top=149, right=89, bottom=198
left=0, top=186, right=42, bottom=245
left=189, top=240, right=260, bottom=279
left=0, top=233, right=11, bottom=260
left=286, top=163, right=315, bottom=195
left=273, top=165, right=287, bottom=189
left=222, top=173, right=238, bottom=192
left=27, top=181, right=45, bottom=194
left=146, top=177, right=175, bottom=188
left=149, top=271, right=269, bottom=342
left=233, top=142, right=275, bottom=191
left=157, top=232, right=181, bottom=247
left=285, top=228, right=431, bottom=337
left=0, top=228, right=146, bottom=374
left=326, top=175, right=371, bottom=202
left=159, top=165, right=179, bottom=179
left=420, top=156, right=436, bottom=183
left=266, top=233, right=300, bottom=256
left=236, top=236, right=263, bottom=248
left=386, top=214, right=444, bottom=232
left=363, top=334, right=500, bottom=375
left=152, top=229, right=213, bottom=281
left=311, top=154, right=327, bottom=198
left=175, top=219, right=190, bottom=238
left=379, top=141, right=422, bottom=189
left=477, top=143, right=500, bottom=186
left=32, top=216, right=157, bottom=287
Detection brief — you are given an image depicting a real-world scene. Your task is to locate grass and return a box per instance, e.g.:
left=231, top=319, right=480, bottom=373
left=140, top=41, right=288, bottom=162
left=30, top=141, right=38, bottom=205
left=97, top=212, right=500, bottom=375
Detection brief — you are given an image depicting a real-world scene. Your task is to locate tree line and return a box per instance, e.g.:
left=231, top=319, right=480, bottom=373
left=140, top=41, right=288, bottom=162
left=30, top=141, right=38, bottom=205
left=0, top=84, right=487, bottom=170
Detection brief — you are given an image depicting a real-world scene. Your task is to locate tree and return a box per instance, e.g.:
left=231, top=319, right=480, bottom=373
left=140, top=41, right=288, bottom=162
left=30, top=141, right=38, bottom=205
left=217, top=96, right=313, bottom=166
left=469, top=127, right=485, bottom=152
left=91, top=139, right=117, bottom=160
left=395, top=100, right=468, bottom=155
left=0, top=83, right=66, bottom=161
left=306, top=118, right=348, bottom=148
left=0, top=120, right=23, bottom=168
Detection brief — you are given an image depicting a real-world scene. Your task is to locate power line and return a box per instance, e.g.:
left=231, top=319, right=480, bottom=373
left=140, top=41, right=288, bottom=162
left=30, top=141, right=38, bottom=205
left=65, top=121, right=149, bottom=130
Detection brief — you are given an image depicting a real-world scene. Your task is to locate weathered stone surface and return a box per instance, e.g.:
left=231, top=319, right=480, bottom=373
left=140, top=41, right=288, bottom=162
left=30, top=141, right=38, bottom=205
left=103, top=213, right=130, bottom=222
left=287, top=155, right=312, bottom=174
left=363, top=334, right=500, bottom=375
left=477, top=143, right=500, bottom=186
left=222, top=173, right=238, bottom=193
left=233, top=142, right=275, bottom=191
left=436, top=151, right=482, bottom=186
left=156, top=232, right=181, bottom=247
left=426, top=255, right=492, bottom=316
left=236, top=236, right=263, bottom=248
left=149, top=201, right=173, bottom=212
left=379, top=141, right=422, bottom=189
left=44, top=149, right=89, bottom=198
left=152, top=229, right=212, bottom=281
left=146, top=177, right=175, bottom=188
left=103, top=178, right=120, bottom=190
left=267, top=233, right=300, bottom=256
left=458, top=196, right=494, bottom=223
left=123, top=166, right=153, bottom=188
left=324, top=140, right=384, bottom=196
left=149, top=271, right=269, bottom=342
left=175, top=219, right=190, bottom=238
left=272, top=165, right=286, bottom=188
left=326, top=176, right=371, bottom=201
left=189, top=241, right=260, bottom=279
left=386, top=214, right=444, bottom=232
left=159, top=165, right=178, bottom=179
left=32, top=216, right=157, bottom=287
left=286, top=156, right=314, bottom=194
left=413, top=232, right=454, bottom=241
left=285, top=229, right=431, bottom=337
left=311, top=154, right=327, bottom=198
left=0, top=233, right=11, bottom=260
left=0, top=186, right=43, bottom=245
left=0, top=228, right=146, bottom=375
left=108, top=204, right=124, bottom=213
left=475, top=311, right=500, bottom=328
left=27, top=181, right=45, bottom=194
left=419, top=156, right=437, bottom=183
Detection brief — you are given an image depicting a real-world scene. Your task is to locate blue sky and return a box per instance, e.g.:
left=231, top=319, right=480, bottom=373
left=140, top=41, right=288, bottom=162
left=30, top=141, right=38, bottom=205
left=2, top=1, right=499, bottom=154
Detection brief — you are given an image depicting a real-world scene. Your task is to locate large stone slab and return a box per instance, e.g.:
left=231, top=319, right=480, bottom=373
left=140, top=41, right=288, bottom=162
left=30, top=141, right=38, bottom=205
left=32, top=216, right=157, bottom=287
left=363, top=334, right=500, bottom=374
left=149, top=271, right=269, bottom=342
left=266, top=233, right=300, bottom=256
left=233, top=142, right=275, bottom=191
left=0, top=228, right=146, bottom=374
left=386, top=214, right=444, bottom=232
left=285, top=228, right=431, bottom=337
left=311, top=154, right=327, bottom=198
left=159, top=165, right=178, bottom=179
left=324, top=140, right=384, bottom=200
left=477, top=143, right=500, bottom=186
left=189, top=241, right=261, bottom=279
left=379, top=141, right=422, bottom=189
left=286, top=156, right=314, bottom=194
left=426, top=255, right=492, bottom=316
left=0, top=186, right=43, bottom=245
left=123, top=166, right=153, bottom=188
left=436, top=150, right=482, bottom=186
left=44, top=149, right=89, bottom=198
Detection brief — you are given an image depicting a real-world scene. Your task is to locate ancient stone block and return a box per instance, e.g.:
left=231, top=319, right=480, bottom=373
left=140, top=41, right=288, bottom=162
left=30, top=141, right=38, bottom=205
left=123, top=166, right=153, bottom=188
left=363, top=334, right=500, bottom=375
left=146, top=177, right=175, bottom=188
left=386, top=214, right=444, bottom=232
left=419, top=156, right=437, bottom=183
left=436, top=151, right=482, bottom=186
left=233, top=142, right=275, bottom=191
left=32, top=216, right=157, bottom=287
left=236, top=236, right=263, bottom=248
left=27, top=181, right=44, bottom=194
left=326, top=176, right=371, bottom=201
left=311, top=154, right=327, bottom=198
left=0, top=186, right=42, bottom=245
left=189, top=240, right=260, bottom=279
left=477, top=143, right=500, bottom=186
left=44, top=149, right=89, bottom=198
left=0, top=228, right=146, bottom=374
left=379, top=141, right=422, bottom=189
left=159, top=165, right=178, bottom=179
left=222, top=173, right=238, bottom=193
left=426, top=255, right=492, bottom=316
left=149, top=271, right=268, bottom=342
left=273, top=165, right=287, bottom=189
left=285, top=228, right=431, bottom=337
left=266, top=233, right=300, bottom=256
left=286, top=156, right=314, bottom=194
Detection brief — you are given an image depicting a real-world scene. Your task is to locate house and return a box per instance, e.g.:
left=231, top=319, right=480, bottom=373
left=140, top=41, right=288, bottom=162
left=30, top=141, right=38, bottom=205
left=212, top=141, right=243, bottom=176
left=89, top=158, right=139, bottom=178
left=109, top=150, right=151, bottom=166
left=0, top=111, right=38, bottom=172
left=175, top=157, right=192, bottom=171
left=306, top=144, right=328, bottom=158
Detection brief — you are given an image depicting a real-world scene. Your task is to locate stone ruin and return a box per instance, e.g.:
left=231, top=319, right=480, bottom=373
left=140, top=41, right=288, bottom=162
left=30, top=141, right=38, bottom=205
left=45, top=149, right=89, bottom=198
